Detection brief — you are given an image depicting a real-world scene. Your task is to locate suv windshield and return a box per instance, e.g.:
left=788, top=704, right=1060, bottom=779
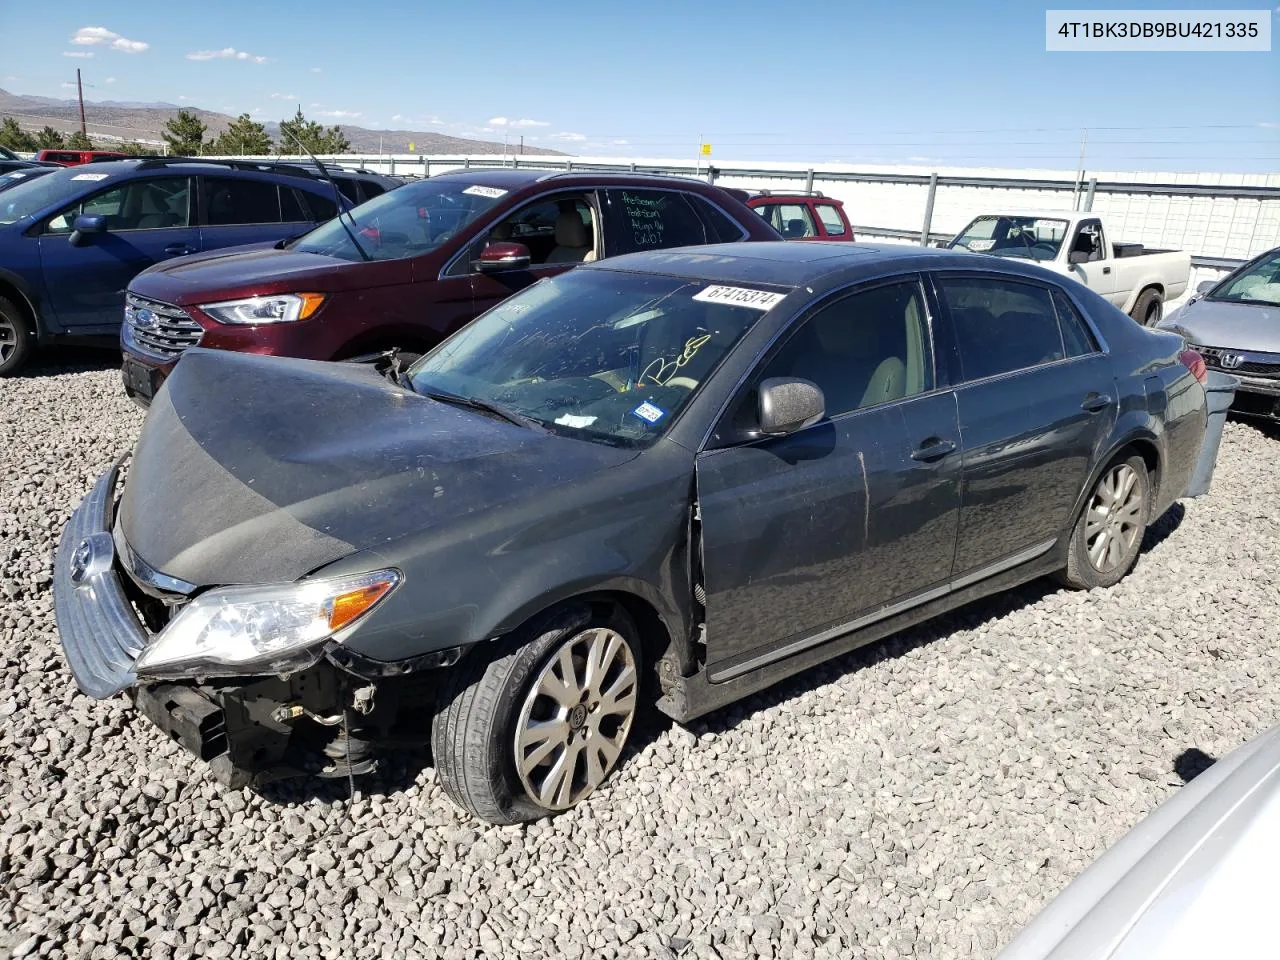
left=1210, top=249, right=1280, bottom=307
left=951, top=215, right=1067, bottom=262
left=290, top=178, right=507, bottom=262
left=408, top=269, right=780, bottom=446
left=0, top=166, right=88, bottom=224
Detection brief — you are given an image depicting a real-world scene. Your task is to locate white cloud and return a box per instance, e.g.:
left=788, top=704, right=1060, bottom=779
left=187, top=47, right=269, bottom=63
left=71, top=26, right=149, bottom=54
left=104, top=77, right=116, bottom=84
left=487, top=116, right=548, bottom=128
left=611, top=139, right=629, bottom=145
left=270, top=92, right=296, bottom=100
left=309, top=102, right=322, bottom=107
left=62, top=51, right=95, bottom=59
left=317, top=110, right=361, bottom=119
left=549, top=131, right=587, bottom=142
left=309, top=67, right=322, bottom=73
left=60, top=82, right=77, bottom=89
left=1259, top=121, right=1279, bottom=129
left=392, top=113, right=444, bottom=126
left=178, top=95, right=190, bottom=101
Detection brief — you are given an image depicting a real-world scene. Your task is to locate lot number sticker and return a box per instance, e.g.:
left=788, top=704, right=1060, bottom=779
left=632, top=401, right=665, bottom=424
left=693, top=285, right=785, bottom=310
left=462, top=185, right=508, bottom=199
left=71, top=173, right=110, bottom=181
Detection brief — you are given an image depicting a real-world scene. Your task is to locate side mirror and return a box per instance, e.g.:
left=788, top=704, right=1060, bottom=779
left=69, top=214, right=107, bottom=246
left=475, top=241, right=531, bottom=273
left=1195, top=279, right=1216, bottom=296
left=758, top=377, right=825, bottom=436
left=1067, top=250, right=1090, bottom=265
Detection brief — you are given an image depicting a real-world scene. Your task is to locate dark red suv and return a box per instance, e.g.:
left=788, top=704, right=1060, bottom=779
left=121, top=169, right=779, bottom=405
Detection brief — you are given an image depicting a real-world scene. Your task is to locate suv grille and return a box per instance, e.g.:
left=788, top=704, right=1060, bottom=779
left=1194, top=344, right=1280, bottom=380
left=124, top=294, right=203, bottom=358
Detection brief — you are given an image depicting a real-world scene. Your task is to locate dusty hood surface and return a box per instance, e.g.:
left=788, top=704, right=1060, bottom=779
left=119, top=349, right=636, bottom=587
left=1162, top=297, right=1280, bottom=353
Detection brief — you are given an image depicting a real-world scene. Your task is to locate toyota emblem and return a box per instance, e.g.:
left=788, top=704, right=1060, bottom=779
left=69, top=533, right=114, bottom=584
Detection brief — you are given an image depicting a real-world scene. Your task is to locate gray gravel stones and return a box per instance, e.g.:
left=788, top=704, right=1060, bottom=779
left=3, top=354, right=1280, bottom=958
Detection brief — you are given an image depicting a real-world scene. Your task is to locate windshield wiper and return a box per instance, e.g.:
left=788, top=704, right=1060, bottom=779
left=420, top=389, right=545, bottom=431
left=281, top=129, right=372, bottom=263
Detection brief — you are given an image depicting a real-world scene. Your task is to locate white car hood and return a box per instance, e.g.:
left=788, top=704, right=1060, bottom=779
left=998, top=726, right=1280, bottom=959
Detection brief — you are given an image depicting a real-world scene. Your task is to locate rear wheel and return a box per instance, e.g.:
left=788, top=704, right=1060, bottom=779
left=1057, top=454, right=1151, bottom=590
left=0, top=296, right=33, bottom=377
left=431, top=603, right=642, bottom=824
left=1131, top=288, right=1163, bottom=327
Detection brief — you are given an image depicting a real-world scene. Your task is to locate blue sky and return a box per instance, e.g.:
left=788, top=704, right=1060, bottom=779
left=1, top=0, right=1277, bottom=171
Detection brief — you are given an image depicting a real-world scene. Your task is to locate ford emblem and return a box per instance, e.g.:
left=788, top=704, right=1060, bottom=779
left=134, top=308, right=157, bottom=329
left=69, top=533, right=115, bottom=585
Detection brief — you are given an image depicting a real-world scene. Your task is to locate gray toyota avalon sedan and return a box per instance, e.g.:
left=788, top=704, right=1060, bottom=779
left=54, top=242, right=1212, bottom=823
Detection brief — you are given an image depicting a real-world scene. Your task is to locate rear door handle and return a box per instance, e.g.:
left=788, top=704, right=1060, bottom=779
left=1081, top=392, right=1113, bottom=412
left=1102, top=266, right=1111, bottom=275
left=910, top=437, right=957, bottom=462
left=163, top=244, right=195, bottom=256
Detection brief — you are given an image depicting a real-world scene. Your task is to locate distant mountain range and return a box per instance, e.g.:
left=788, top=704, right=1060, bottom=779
left=0, top=88, right=565, bottom=156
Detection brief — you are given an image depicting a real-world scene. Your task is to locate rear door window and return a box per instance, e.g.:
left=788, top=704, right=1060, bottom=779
left=280, top=187, right=310, bottom=223
left=1051, top=287, right=1100, bottom=357
left=601, top=188, right=713, bottom=254
left=334, top=178, right=361, bottom=206
left=202, top=177, right=281, bottom=225
left=938, top=276, right=1066, bottom=381
left=301, top=190, right=338, bottom=222
left=359, top=180, right=386, bottom=203
left=815, top=203, right=847, bottom=237
left=688, top=194, right=747, bottom=242
left=755, top=202, right=817, bottom=238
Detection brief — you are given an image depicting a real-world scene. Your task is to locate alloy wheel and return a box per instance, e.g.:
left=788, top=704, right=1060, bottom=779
left=513, top=626, right=638, bottom=810
left=0, top=316, right=15, bottom=365
left=1085, top=463, right=1144, bottom=573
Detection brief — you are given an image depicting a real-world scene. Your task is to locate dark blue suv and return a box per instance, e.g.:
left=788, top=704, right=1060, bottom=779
left=0, top=158, right=399, bottom=375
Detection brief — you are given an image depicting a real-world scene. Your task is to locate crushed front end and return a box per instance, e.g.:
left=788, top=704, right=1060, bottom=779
left=52, top=461, right=450, bottom=788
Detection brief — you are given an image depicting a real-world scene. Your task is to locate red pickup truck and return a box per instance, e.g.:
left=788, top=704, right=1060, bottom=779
left=746, top=190, right=855, bottom=241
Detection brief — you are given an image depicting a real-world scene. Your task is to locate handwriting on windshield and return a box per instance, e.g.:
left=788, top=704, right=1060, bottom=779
left=640, top=335, right=712, bottom=386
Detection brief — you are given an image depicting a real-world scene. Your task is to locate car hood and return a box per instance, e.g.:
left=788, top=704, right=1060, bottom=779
left=128, top=243, right=404, bottom=304
left=1161, top=298, right=1280, bottom=352
left=118, top=349, right=637, bottom=587
left=997, top=725, right=1280, bottom=959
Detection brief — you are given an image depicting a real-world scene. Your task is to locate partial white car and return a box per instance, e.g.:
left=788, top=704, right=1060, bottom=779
left=998, top=725, right=1280, bottom=959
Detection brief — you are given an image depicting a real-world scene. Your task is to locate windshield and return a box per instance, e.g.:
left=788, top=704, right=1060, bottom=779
left=290, top=177, right=508, bottom=262
left=1210, top=249, right=1280, bottom=307
left=0, top=146, right=17, bottom=161
left=0, top=166, right=88, bottom=225
left=407, top=270, right=780, bottom=446
left=951, top=215, right=1068, bottom=262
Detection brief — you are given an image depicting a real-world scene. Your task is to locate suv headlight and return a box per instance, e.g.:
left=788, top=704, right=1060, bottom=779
left=134, top=568, right=400, bottom=678
left=199, top=293, right=327, bottom=325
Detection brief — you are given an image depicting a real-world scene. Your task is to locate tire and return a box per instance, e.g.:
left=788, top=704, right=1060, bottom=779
left=431, top=603, right=643, bottom=824
left=0, top=296, right=33, bottom=377
left=1131, top=288, right=1163, bottom=327
left=1056, top=453, right=1151, bottom=590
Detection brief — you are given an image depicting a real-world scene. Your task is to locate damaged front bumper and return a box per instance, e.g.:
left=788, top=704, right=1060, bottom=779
left=53, top=463, right=449, bottom=787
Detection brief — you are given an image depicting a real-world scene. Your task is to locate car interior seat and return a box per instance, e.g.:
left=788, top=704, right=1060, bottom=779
left=784, top=218, right=809, bottom=239
left=546, top=209, right=595, bottom=264
left=135, top=186, right=185, bottom=229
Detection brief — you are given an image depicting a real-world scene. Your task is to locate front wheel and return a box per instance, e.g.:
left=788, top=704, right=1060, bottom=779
left=1057, top=454, right=1151, bottom=590
left=0, top=296, right=33, bottom=377
left=431, top=604, right=642, bottom=824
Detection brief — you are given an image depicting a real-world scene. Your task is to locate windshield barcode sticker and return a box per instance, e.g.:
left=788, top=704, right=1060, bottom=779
left=463, top=185, right=508, bottom=199
left=693, top=285, right=785, bottom=310
left=632, top=402, right=665, bottom=424
left=71, top=173, right=109, bottom=181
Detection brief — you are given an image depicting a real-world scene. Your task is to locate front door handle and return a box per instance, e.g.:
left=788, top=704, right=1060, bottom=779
left=1102, top=266, right=1111, bottom=275
left=163, top=243, right=195, bottom=256
left=1081, top=392, right=1113, bottom=412
left=910, top=437, right=957, bottom=462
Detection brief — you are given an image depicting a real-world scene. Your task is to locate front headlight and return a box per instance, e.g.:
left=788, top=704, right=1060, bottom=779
left=134, top=568, right=400, bottom=678
left=199, top=293, right=327, bottom=325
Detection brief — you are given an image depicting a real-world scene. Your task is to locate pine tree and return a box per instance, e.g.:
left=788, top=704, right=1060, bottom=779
left=212, top=114, right=273, bottom=155
left=34, top=126, right=66, bottom=150
left=162, top=110, right=207, bottom=156
left=277, top=108, right=350, bottom=155
left=66, top=130, right=93, bottom=150
left=0, top=117, right=37, bottom=152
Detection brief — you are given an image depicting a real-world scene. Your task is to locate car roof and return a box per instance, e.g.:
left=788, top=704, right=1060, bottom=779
left=586, top=241, right=1059, bottom=287
left=428, top=167, right=722, bottom=192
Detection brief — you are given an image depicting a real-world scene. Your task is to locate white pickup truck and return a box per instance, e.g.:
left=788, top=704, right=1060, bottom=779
left=946, top=212, right=1191, bottom=326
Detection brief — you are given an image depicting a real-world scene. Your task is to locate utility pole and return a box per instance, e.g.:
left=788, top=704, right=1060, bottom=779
left=1072, top=128, right=1088, bottom=210
left=519, top=135, right=523, bottom=156
left=76, top=68, right=87, bottom=136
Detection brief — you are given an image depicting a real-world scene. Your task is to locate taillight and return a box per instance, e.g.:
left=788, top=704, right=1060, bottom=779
left=1180, top=348, right=1208, bottom=385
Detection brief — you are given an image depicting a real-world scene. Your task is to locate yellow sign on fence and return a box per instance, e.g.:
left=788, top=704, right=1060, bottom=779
left=700, top=143, right=712, bottom=157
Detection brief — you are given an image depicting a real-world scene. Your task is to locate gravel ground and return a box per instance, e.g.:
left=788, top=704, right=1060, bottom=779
left=3, top=351, right=1279, bottom=960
